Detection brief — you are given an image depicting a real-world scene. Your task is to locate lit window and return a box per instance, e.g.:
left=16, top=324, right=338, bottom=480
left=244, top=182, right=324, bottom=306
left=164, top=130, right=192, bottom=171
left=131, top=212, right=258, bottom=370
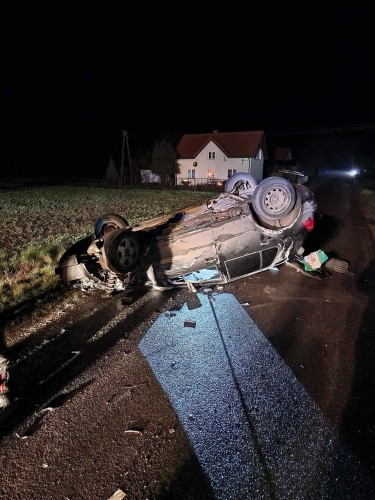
left=208, top=152, right=216, bottom=159
left=207, top=169, right=215, bottom=178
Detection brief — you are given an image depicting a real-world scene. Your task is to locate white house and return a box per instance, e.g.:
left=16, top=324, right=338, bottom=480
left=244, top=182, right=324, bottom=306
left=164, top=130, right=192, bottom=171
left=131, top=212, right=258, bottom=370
left=176, top=130, right=268, bottom=185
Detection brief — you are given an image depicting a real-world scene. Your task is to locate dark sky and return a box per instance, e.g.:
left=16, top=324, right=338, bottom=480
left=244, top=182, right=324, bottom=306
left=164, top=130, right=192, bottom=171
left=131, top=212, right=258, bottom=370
left=3, top=4, right=375, bottom=176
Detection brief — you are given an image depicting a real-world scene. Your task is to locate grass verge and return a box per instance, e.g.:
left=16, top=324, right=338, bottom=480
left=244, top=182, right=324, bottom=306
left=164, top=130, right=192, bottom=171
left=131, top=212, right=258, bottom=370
left=0, top=184, right=214, bottom=330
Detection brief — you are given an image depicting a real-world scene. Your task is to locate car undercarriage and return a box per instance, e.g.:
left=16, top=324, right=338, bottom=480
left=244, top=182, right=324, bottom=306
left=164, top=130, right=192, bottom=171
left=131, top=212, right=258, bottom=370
left=56, top=174, right=317, bottom=292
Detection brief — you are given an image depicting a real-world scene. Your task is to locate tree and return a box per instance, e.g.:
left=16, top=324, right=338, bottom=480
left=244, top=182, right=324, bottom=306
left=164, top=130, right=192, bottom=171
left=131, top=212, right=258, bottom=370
left=151, top=140, right=180, bottom=185
left=105, top=156, right=119, bottom=185
left=130, top=148, right=152, bottom=185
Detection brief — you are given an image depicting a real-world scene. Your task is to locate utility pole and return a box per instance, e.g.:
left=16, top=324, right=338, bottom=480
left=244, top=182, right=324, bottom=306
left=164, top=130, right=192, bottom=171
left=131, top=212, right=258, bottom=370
left=120, top=130, right=126, bottom=186
left=124, top=130, right=133, bottom=185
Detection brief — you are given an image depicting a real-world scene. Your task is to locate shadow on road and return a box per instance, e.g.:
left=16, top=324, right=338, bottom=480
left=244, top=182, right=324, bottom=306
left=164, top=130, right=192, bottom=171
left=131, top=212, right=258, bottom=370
left=342, top=260, right=375, bottom=475
left=0, top=286, right=181, bottom=438
left=156, top=456, right=215, bottom=500
left=303, top=213, right=343, bottom=255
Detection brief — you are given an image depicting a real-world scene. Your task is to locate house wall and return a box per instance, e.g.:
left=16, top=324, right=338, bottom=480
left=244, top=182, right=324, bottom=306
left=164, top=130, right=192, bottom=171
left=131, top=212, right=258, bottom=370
left=177, top=141, right=264, bottom=184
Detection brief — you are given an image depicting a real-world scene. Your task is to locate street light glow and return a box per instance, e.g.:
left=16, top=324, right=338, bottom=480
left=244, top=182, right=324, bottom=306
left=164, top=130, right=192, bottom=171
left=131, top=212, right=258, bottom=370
left=349, top=168, right=359, bottom=176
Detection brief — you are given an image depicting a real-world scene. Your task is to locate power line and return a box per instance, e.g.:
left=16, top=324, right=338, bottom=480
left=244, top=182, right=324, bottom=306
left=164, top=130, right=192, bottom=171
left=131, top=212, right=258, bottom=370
left=265, top=123, right=375, bottom=136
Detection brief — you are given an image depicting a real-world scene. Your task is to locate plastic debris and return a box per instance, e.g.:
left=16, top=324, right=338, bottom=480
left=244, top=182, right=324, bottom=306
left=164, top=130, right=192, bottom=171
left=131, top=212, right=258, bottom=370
left=302, top=250, right=328, bottom=271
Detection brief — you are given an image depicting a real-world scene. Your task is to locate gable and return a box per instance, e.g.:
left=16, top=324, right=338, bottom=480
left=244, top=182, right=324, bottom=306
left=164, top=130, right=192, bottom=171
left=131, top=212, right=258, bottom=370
left=177, top=130, right=266, bottom=159
left=274, top=147, right=292, bottom=161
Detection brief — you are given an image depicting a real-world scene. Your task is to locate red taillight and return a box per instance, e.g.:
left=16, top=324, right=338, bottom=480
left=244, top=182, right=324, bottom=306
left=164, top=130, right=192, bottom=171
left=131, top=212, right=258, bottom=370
left=302, top=217, right=315, bottom=232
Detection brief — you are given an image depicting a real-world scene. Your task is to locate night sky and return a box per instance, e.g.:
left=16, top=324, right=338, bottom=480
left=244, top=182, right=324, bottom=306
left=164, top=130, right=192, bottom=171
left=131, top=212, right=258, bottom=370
left=4, top=4, right=375, bottom=177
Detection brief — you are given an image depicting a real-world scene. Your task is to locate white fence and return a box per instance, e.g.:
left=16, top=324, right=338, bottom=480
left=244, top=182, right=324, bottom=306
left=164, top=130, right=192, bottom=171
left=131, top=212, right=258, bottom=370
left=176, top=177, right=226, bottom=187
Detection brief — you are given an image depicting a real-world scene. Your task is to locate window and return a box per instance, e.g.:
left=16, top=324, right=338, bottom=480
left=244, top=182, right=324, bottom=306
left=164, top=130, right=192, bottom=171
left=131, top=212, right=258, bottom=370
left=188, top=169, right=195, bottom=178
left=207, top=169, right=215, bottom=178
left=208, top=152, right=216, bottom=159
left=228, top=169, right=237, bottom=178
left=256, top=148, right=263, bottom=160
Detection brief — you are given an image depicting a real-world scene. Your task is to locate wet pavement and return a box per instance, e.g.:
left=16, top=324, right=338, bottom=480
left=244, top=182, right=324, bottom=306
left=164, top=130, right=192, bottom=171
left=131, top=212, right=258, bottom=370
left=1, top=176, right=375, bottom=499
left=140, top=292, right=375, bottom=499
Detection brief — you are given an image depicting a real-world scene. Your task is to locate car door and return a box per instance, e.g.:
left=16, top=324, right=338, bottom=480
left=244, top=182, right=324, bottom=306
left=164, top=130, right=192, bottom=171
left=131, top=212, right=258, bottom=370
left=212, top=215, right=280, bottom=281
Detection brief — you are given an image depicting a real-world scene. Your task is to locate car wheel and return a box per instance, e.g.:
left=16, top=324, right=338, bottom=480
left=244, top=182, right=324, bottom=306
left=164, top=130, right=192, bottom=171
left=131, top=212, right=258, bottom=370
left=224, top=172, right=257, bottom=195
left=252, top=177, right=296, bottom=220
left=255, top=191, right=302, bottom=229
left=103, top=228, right=141, bottom=274
left=94, top=214, right=129, bottom=239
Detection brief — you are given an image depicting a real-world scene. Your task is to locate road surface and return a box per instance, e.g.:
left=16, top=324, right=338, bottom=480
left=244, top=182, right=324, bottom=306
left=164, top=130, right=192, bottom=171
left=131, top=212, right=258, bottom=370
left=1, top=177, right=375, bottom=499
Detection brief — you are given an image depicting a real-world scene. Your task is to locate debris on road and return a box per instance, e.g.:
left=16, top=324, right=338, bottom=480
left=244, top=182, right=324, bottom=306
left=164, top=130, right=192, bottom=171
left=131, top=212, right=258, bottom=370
left=140, top=292, right=375, bottom=499
left=184, top=320, right=196, bottom=328
left=165, top=312, right=176, bottom=318
left=0, top=355, right=10, bottom=409
left=302, top=250, right=328, bottom=271
left=286, top=258, right=332, bottom=280
left=324, top=257, right=352, bottom=275
left=108, top=489, right=126, bottom=500
left=39, top=407, right=54, bottom=415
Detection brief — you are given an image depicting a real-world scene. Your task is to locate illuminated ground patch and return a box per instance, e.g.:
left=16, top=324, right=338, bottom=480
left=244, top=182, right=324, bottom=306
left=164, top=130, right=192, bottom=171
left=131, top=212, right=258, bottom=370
left=139, top=293, right=375, bottom=499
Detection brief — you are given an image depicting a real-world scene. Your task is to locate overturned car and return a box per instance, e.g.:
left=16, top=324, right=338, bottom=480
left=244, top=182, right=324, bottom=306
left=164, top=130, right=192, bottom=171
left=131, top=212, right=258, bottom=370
left=56, top=173, right=317, bottom=291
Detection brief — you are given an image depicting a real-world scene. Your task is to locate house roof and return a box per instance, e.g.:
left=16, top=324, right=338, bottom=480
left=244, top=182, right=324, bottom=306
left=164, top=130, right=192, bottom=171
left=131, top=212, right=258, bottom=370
left=274, top=147, right=291, bottom=161
left=177, top=130, right=266, bottom=159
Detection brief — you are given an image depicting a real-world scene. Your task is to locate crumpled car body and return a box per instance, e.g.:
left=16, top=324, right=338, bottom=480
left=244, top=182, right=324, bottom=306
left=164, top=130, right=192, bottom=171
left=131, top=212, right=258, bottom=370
left=56, top=174, right=317, bottom=290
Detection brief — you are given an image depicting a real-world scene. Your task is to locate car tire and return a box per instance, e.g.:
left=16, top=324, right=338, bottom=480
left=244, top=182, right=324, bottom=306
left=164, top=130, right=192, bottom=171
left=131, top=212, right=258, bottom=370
left=255, top=191, right=302, bottom=229
left=224, top=172, right=257, bottom=194
left=94, top=214, right=129, bottom=239
left=103, top=228, right=141, bottom=274
left=252, top=177, right=296, bottom=220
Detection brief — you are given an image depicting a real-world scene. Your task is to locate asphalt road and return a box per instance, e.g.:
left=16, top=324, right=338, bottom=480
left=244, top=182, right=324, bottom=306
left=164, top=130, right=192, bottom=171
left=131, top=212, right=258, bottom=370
left=1, top=176, right=375, bottom=499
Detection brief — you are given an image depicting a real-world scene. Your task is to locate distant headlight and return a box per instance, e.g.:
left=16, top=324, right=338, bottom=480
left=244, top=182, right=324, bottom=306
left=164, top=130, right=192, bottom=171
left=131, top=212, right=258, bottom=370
left=349, top=168, right=359, bottom=176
